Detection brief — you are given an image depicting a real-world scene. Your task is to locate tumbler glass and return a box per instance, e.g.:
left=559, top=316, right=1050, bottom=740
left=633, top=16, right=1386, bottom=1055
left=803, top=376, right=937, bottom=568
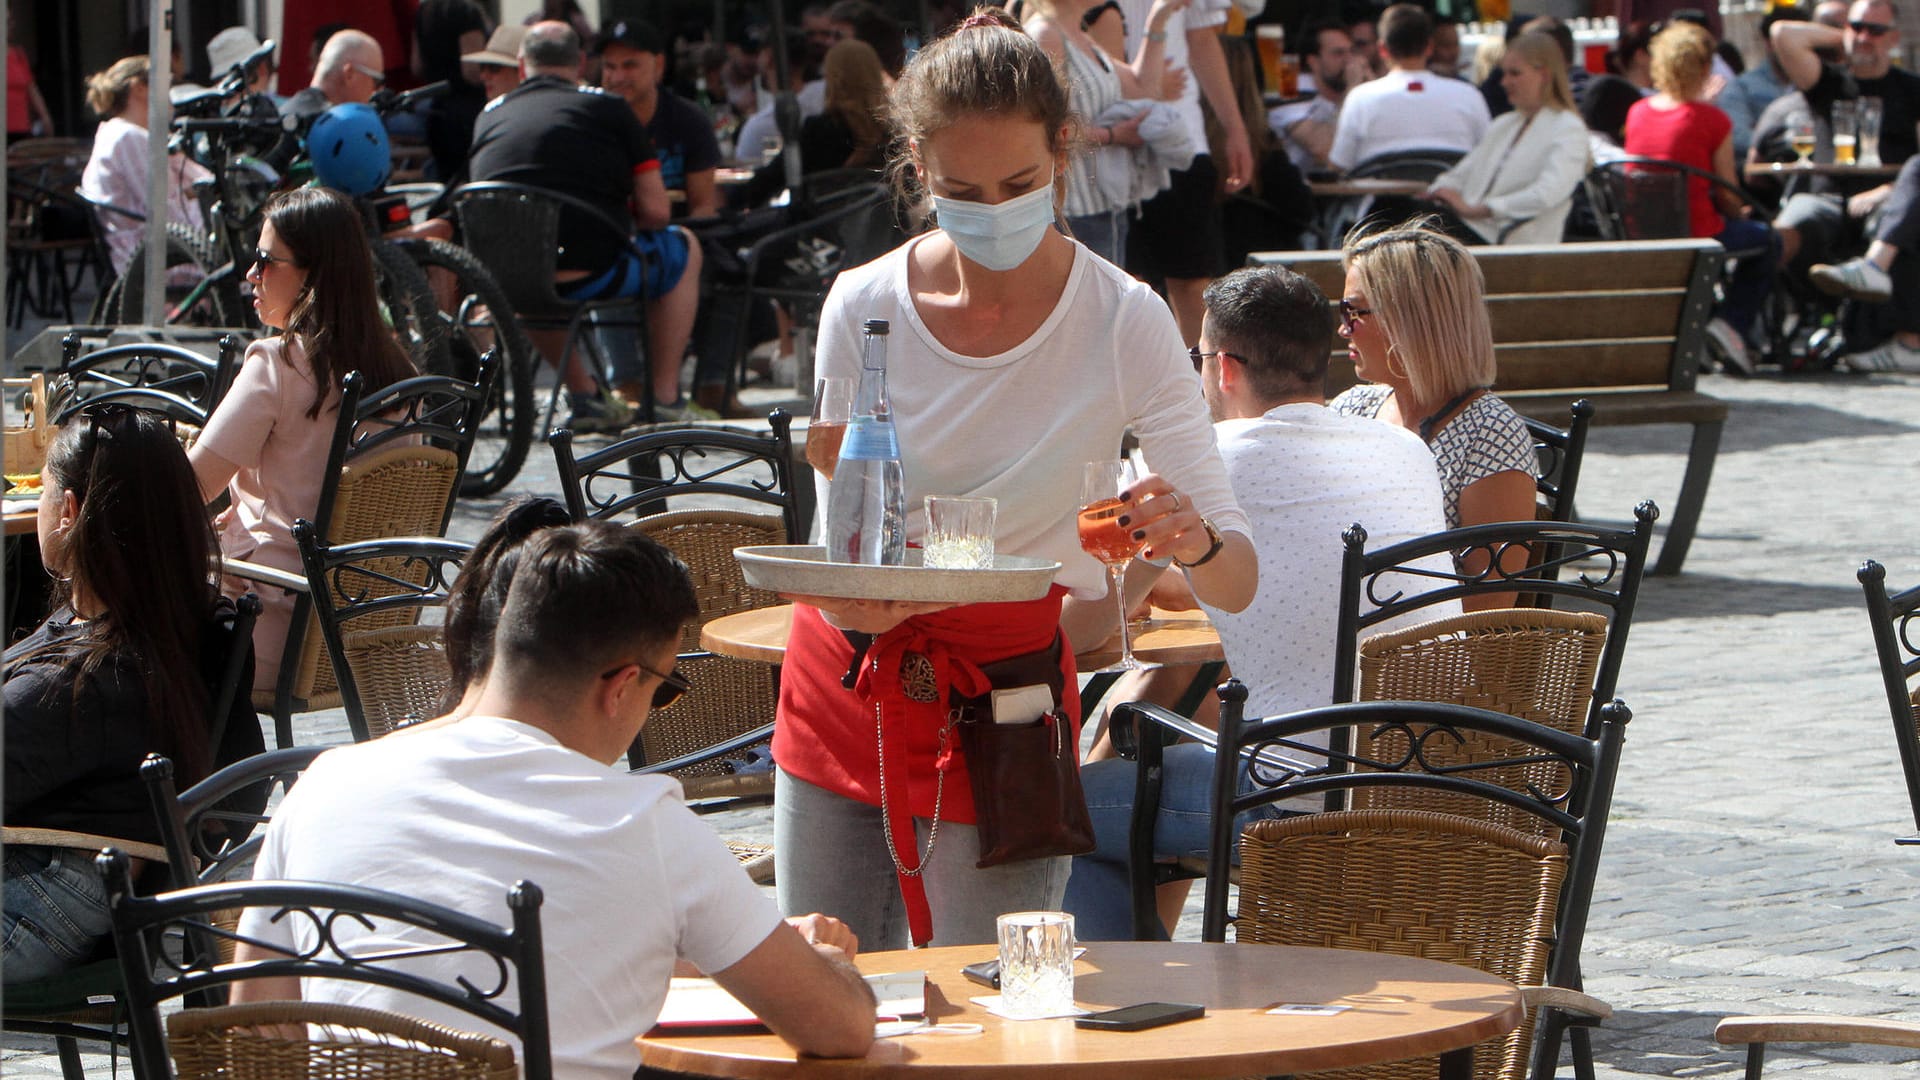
left=996, top=911, right=1076, bottom=1018
left=923, top=495, right=996, bottom=569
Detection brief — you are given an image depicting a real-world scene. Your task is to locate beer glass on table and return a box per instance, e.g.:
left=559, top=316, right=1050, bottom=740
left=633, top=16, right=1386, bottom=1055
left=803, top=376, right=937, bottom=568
left=807, top=377, right=854, bottom=480
left=1833, top=101, right=1858, bottom=165
left=1078, top=459, right=1149, bottom=673
left=1858, top=97, right=1884, bottom=166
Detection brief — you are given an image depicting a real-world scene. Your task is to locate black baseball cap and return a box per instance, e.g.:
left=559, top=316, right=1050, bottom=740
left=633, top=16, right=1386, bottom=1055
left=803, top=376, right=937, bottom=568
left=599, top=19, right=665, bottom=55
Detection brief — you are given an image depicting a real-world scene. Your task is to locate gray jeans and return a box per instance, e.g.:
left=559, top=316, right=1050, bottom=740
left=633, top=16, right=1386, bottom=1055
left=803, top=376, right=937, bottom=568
left=774, top=768, right=1070, bottom=951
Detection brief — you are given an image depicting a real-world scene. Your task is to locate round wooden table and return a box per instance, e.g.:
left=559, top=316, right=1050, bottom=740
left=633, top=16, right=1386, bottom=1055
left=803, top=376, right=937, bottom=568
left=1743, top=161, right=1901, bottom=181
left=636, top=941, right=1524, bottom=1079
left=4, top=507, right=36, bottom=536
left=699, top=605, right=1224, bottom=671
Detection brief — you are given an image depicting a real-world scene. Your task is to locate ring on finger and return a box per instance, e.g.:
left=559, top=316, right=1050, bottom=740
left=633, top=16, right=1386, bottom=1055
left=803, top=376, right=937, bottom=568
left=1169, top=491, right=1184, bottom=513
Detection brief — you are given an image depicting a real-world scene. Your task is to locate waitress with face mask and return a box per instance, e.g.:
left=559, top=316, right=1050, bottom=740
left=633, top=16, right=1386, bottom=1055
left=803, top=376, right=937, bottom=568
left=772, top=9, right=1257, bottom=953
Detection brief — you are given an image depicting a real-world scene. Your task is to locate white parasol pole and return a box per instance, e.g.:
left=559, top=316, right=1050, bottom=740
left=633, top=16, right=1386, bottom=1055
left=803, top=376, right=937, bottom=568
left=143, top=0, right=173, bottom=327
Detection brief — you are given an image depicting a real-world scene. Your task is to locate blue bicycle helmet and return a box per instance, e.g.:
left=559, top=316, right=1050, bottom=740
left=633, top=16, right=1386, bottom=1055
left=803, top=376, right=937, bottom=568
left=306, top=102, right=390, bottom=196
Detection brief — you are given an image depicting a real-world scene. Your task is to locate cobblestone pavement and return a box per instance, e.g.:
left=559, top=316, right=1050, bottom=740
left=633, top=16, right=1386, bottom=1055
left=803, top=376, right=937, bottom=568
left=4, top=339, right=1918, bottom=1075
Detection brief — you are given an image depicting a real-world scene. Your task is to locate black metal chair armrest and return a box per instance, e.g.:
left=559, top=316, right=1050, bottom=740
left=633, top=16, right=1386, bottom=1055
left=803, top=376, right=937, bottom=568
left=628, top=722, right=774, bottom=778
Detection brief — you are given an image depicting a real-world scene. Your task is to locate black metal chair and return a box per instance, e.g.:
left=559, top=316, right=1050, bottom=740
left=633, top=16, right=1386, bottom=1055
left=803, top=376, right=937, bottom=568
left=0, top=595, right=264, bottom=1080
left=52, top=331, right=242, bottom=420
left=224, top=358, right=496, bottom=748
left=293, top=529, right=471, bottom=742
left=1332, top=501, right=1659, bottom=714
left=6, top=143, right=108, bottom=327
left=1121, top=690, right=1627, bottom=1080
left=1859, top=559, right=1920, bottom=846
left=1528, top=398, right=1595, bottom=526
left=449, top=180, right=658, bottom=430
left=549, top=416, right=797, bottom=820
left=99, top=850, right=554, bottom=1080
left=709, top=182, right=896, bottom=393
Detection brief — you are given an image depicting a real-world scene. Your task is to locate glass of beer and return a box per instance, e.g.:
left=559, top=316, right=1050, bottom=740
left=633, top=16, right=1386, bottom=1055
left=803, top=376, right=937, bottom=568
left=1078, top=459, right=1149, bottom=672
left=1790, top=117, right=1816, bottom=165
left=806, top=377, right=853, bottom=480
left=1832, top=101, right=1858, bottom=165
left=1255, top=25, right=1285, bottom=93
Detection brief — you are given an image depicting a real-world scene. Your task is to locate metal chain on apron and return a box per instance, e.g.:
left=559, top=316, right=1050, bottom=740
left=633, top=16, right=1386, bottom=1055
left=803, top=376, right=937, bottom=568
left=874, top=651, right=952, bottom=877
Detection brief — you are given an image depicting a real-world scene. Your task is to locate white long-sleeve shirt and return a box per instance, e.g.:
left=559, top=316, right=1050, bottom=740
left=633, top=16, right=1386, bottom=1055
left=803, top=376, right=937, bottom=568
left=78, top=116, right=211, bottom=275
left=813, top=235, right=1250, bottom=599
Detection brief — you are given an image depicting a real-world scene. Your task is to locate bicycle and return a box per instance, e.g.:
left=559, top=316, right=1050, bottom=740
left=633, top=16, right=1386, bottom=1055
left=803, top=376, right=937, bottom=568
left=99, top=43, right=535, bottom=494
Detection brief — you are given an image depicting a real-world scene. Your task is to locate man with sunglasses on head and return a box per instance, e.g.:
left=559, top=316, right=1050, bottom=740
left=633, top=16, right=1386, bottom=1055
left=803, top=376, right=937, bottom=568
left=1766, top=0, right=1920, bottom=369
left=230, top=523, right=876, bottom=1078
left=281, top=28, right=387, bottom=128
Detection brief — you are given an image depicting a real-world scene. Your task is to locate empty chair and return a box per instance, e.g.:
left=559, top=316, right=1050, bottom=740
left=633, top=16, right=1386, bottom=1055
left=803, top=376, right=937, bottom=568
left=1859, top=559, right=1920, bottom=845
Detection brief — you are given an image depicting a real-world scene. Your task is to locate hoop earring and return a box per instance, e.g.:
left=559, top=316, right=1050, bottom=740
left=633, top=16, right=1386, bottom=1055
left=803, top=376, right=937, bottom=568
left=1385, top=344, right=1410, bottom=382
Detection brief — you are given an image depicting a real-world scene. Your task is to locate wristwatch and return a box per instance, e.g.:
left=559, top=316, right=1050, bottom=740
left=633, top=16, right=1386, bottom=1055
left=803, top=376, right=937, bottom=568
left=1174, top=518, right=1224, bottom=569
left=1146, top=29, right=1168, bottom=42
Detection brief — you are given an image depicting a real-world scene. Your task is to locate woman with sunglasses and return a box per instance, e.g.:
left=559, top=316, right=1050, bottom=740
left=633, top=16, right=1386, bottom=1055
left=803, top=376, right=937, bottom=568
left=1331, top=222, right=1538, bottom=610
left=4, top=406, right=265, bottom=984
left=772, top=11, right=1255, bottom=953
left=189, top=186, right=417, bottom=694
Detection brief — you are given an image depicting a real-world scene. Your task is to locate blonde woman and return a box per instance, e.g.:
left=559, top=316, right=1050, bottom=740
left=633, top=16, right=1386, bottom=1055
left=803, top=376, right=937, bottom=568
left=1427, top=32, right=1591, bottom=244
left=1624, top=20, right=1777, bottom=373
left=77, top=56, right=211, bottom=276
left=801, top=39, right=891, bottom=171
left=1330, top=224, right=1536, bottom=610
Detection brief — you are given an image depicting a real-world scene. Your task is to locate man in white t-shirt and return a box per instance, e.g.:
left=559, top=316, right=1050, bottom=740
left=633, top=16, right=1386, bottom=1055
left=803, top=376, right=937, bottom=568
left=232, top=523, right=875, bottom=1079
left=1329, top=3, right=1491, bottom=172
left=1063, top=265, right=1456, bottom=940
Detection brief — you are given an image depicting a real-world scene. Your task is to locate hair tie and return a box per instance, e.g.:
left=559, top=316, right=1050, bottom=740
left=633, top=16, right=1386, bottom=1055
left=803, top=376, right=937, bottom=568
left=959, top=10, right=1009, bottom=30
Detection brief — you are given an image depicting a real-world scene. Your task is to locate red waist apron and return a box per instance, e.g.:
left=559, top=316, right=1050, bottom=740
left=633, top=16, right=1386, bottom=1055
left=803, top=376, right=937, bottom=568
left=772, top=586, right=1078, bottom=945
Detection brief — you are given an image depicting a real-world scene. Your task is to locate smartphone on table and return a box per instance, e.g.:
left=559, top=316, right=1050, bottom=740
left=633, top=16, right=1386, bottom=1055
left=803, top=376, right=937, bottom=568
left=1073, top=1002, right=1206, bottom=1031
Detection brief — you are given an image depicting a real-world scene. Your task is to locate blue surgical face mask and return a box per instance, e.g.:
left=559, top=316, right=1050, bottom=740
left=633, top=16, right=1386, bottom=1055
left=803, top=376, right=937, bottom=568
left=930, top=173, right=1057, bottom=271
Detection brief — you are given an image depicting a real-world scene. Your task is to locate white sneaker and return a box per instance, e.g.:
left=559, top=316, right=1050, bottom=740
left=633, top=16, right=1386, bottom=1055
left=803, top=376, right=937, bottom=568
left=1704, top=317, right=1753, bottom=375
left=1840, top=337, right=1920, bottom=373
left=1809, top=257, right=1893, bottom=302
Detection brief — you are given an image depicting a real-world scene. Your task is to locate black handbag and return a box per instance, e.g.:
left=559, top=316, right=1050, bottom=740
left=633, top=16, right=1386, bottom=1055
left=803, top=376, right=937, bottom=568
left=950, top=635, right=1096, bottom=868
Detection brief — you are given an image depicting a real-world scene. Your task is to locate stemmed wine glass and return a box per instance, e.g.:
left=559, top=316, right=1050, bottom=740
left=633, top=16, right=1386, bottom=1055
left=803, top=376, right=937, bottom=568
left=1078, top=459, right=1151, bottom=673
left=1789, top=117, right=1817, bottom=166
left=806, top=377, right=854, bottom=480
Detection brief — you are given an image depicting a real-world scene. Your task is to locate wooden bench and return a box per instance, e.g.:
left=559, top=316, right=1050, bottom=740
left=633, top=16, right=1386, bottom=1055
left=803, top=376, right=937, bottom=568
left=1249, top=237, right=1728, bottom=576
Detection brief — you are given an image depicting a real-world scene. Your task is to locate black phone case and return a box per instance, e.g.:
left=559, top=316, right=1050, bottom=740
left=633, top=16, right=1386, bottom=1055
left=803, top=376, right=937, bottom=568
left=1073, top=1002, right=1206, bottom=1031
left=961, top=959, right=1000, bottom=989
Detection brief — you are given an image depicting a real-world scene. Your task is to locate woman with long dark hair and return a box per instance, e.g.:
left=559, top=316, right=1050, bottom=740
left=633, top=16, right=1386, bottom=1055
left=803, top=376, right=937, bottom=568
left=4, top=406, right=264, bottom=983
left=190, top=186, right=417, bottom=692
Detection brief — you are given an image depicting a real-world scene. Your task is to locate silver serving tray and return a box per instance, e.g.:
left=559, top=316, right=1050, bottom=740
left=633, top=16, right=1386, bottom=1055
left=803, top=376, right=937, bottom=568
left=734, top=545, right=1060, bottom=604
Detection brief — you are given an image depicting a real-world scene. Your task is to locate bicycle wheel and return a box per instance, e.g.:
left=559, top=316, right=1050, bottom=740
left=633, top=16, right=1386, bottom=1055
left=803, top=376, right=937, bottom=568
left=371, top=238, right=451, bottom=377
left=392, top=237, right=536, bottom=496
left=107, top=222, right=244, bottom=328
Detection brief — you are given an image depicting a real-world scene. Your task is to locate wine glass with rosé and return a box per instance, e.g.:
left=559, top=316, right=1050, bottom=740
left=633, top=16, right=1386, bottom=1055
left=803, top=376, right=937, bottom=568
left=1078, top=459, right=1150, bottom=673
left=806, top=377, right=854, bottom=480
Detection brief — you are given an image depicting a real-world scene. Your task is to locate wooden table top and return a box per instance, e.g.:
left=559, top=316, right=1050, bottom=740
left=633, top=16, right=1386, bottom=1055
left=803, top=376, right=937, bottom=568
left=1744, top=161, right=1901, bottom=180
left=1309, top=177, right=1428, bottom=198
left=636, top=941, right=1524, bottom=1079
left=700, top=605, right=1224, bottom=670
left=4, top=505, right=36, bottom=537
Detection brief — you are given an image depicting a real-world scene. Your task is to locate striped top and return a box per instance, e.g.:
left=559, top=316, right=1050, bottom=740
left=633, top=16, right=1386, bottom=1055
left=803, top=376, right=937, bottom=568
left=1059, top=34, right=1129, bottom=218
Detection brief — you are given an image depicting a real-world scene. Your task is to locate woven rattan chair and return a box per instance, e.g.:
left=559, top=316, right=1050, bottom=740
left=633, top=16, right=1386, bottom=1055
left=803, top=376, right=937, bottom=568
left=1126, top=690, right=1626, bottom=1080
left=1714, top=1014, right=1920, bottom=1077
left=1345, top=609, right=1609, bottom=840
left=100, top=851, right=553, bottom=1080
left=225, top=359, right=496, bottom=748
left=1333, top=502, right=1659, bottom=725
left=551, top=414, right=797, bottom=800
left=165, top=1001, right=517, bottom=1080
left=1859, top=560, right=1920, bottom=846
left=0, top=596, right=265, bottom=1079
left=293, top=529, right=470, bottom=741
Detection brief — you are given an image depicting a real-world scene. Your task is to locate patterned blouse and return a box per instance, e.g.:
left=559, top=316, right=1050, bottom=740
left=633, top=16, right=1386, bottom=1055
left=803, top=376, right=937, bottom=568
left=1330, top=384, right=1538, bottom=528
